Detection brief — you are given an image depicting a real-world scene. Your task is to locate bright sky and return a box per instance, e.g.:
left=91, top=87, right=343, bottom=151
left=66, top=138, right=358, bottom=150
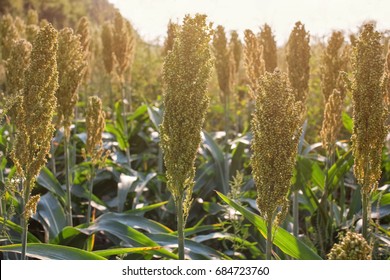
left=108, top=0, right=390, bottom=45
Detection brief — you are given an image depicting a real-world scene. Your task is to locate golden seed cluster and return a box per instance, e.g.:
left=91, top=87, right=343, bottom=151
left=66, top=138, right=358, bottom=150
left=327, top=231, right=371, bottom=260
left=321, top=89, right=344, bottom=155
left=351, top=24, right=387, bottom=193
left=244, top=29, right=265, bottom=97
left=101, top=22, right=114, bottom=75
left=0, top=14, right=19, bottom=60
left=160, top=14, right=212, bottom=206
left=86, top=96, right=106, bottom=165
left=251, top=70, right=302, bottom=222
left=259, top=24, right=277, bottom=72
left=11, top=24, right=58, bottom=189
left=162, top=20, right=179, bottom=56
left=213, top=25, right=235, bottom=101
left=286, top=21, right=310, bottom=106
left=56, top=27, right=87, bottom=140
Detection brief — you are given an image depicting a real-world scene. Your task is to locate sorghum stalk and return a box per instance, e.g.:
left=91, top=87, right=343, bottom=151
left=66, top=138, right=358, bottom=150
left=11, top=24, right=58, bottom=259
left=56, top=27, right=87, bottom=226
left=251, top=71, right=302, bottom=260
left=160, top=14, right=212, bottom=260
left=286, top=21, right=310, bottom=237
left=212, top=25, right=235, bottom=193
left=112, top=11, right=136, bottom=168
left=350, top=24, right=387, bottom=239
left=85, top=96, right=106, bottom=226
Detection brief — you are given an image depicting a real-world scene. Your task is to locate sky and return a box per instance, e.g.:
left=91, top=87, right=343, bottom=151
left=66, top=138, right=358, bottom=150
left=108, top=0, right=390, bottom=45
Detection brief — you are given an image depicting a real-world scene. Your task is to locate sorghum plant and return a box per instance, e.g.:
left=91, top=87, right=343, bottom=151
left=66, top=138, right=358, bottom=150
left=56, top=27, right=87, bottom=226
left=251, top=70, right=302, bottom=259
left=160, top=14, right=212, bottom=260
left=244, top=29, right=264, bottom=97
left=286, top=21, right=310, bottom=236
left=0, top=14, right=19, bottom=60
left=212, top=25, right=235, bottom=192
left=85, top=96, right=106, bottom=226
left=162, top=20, right=179, bottom=56
left=11, top=24, right=58, bottom=259
left=350, top=24, right=387, bottom=239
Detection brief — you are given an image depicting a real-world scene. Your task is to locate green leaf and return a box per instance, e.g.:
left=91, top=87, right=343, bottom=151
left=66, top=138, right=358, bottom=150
left=33, top=193, right=67, bottom=241
left=95, top=212, right=173, bottom=234
left=36, top=167, right=66, bottom=204
left=80, top=220, right=177, bottom=259
left=93, top=246, right=162, bottom=257
left=51, top=226, right=89, bottom=248
left=202, top=131, right=228, bottom=194
left=147, top=105, right=162, bottom=130
left=0, top=217, right=40, bottom=243
left=342, top=111, right=353, bottom=133
left=0, top=243, right=106, bottom=260
left=327, top=150, right=353, bottom=193
left=125, top=201, right=168, bottom=215
left=146, top=233, right=231, bottom=260
left=217, top=192, right=322, bottom=260
left=117, top=173, right=137, bottom=212
left=106, top=123, right=128, bottom=150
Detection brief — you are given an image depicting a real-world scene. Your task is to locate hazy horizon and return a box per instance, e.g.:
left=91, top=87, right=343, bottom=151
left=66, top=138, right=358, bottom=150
left=108, top=0, right=390, bottom=45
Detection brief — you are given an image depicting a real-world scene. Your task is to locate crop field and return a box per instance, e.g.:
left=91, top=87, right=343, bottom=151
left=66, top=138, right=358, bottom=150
left=0, top=0, right=389, bottom=261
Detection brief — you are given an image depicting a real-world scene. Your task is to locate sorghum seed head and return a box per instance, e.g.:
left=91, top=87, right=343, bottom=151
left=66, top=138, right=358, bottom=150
left=286, top=21, right=310, bottom=105
left=213, top=25, right=234, bottom=101
left=56, top=27, right=87, bottom=140
left=244, top=29, right=265, bottom=97
left=229, top=30, right=242, bottom=74
left=12, top=24, right=58, bottom=189
left=86, top=96, right=106, bottom=165
left=251, top=70, right=302, bottom=222
left=113, top=11, right=136, bottom=79
left=351, top=23, right=387, bottom=193
left=0, top=14, right=19, bottom=60
left=5, top=39, right=32, bottom=119
left=160, top=14, right=212, bottom=205
left=163, top=20, right=179, bottom=56
left=101, top=22, right=114, bottom=75
left=327, top=231, right=371, bottom=260
left=259, top=24, right=277, bottom=72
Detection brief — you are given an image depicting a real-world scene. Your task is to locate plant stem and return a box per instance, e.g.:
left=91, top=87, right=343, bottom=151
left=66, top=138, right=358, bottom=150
left=21, top=180, right=31, bottom=260
left=223, top=94, right=230, bottom=194
left=50, top=138, right=56, bottom=175
left=64, top=136, right=73, bottom=227
left=176, top=197, right=185, bottom=260
left=293, top=189, right=299, bottom=237
left=362, top=191, right=369, bottom=239
left=120, top=80, right=131, bottom=169
left=266, top=216, right=273, bottom=260
left=86, top=164, right=95, bottom=226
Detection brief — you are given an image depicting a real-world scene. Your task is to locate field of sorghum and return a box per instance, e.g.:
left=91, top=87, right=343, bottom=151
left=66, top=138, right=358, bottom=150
left=0, top=1, right=389, bottom=260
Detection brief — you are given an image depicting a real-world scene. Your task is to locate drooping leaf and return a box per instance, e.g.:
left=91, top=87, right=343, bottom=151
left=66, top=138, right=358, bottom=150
left=0, top=217, right=40, bottom=243
left=0, top=243, right=106, bottom=260
left=217, top=192, right=322, bottom=260
left=36, top=167, right=65, bottom=204
left=117, top=173, right=137, bottom=212
left=93, top=246, right=162, bottom=257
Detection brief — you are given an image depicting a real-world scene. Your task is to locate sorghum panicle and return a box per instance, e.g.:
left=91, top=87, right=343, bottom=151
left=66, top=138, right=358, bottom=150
left=12, top=23, right=58, bottom=187
left=56, top=27, right=87, bottom=140
left=76, top=16, right=91, bottom=81
left=163, top=20, right=179, bottom=56
left=0, top=14, right=19, bottom=60
left=213, top=25, right=234, bottom=101
left=320, top=31, right=347, bottom=102
left=229, top=30, right=242, bottom=75
left=286, top=21, right=310, bottom=105
left=321, top=89, right=344, bottom=155
left=259, top=24, right=277, bottom=72
left=351, top=24, right=387, bottom=193
left=244, top=29, right=265, bottom=97
left=5, top=39, right=32, bottom=119
left=86, top=96, right=106, bottom=165
left=113, top=11, right=136, bottom=79
left=160, top=14, right=212, bottom=208
left=327, top=231, right=371, bottom=260
left=251, top=71, right=302, bottom=222
left=101, top=22, right=114, bottom=75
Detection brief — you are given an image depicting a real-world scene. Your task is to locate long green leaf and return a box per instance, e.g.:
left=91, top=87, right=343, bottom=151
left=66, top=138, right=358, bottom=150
left=0, top=217, right=40, bottom=243
left=217, top=192, right=322, bottom=260
left=80, top=220, right=177, bottom=259
left=36, top=167, right=66, bottom=204
left=93, top=246, right=162, bottom=257
left=0, top=243, right=106, bottom=260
